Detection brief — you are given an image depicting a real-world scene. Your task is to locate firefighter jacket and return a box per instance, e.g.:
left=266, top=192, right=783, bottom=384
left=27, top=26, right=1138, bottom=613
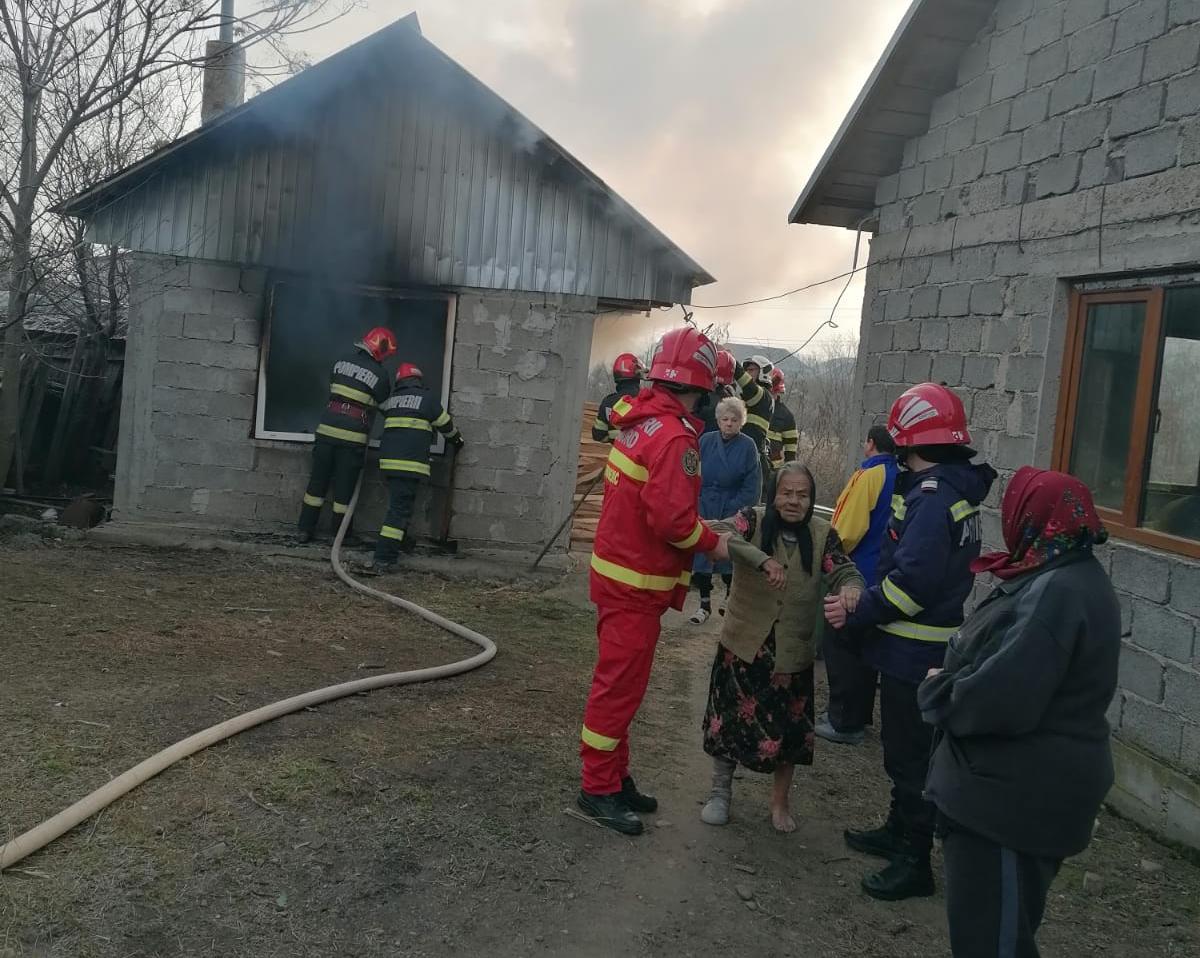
left=735, top=367, right=774, bottom=454
left=589, top=386, right=721, bottom=614
left=699, top=384, right=735, bottom=435
left=767, top=399, right=799, bottom=468
left=591, top=379, right=641, bottom=443
left=315, top=347, right=392, bottom=447
left=831, top=452, right=899, bottom=586
left=847, top=460, right=997, bottom=684
left=377, top=382, right=461, bottom=477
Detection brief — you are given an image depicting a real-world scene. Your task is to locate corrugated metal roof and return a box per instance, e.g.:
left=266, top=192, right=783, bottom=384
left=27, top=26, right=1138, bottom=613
left=62, top=14, right=713, bottom=304
left=789, top=0, right=997, bottom=229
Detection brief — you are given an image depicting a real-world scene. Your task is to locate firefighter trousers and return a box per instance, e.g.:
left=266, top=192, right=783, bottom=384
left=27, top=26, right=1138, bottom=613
left=299, top=438, right=365, bottom=535
left=580, top=607, right=663, bottom=795
left=374, top=475, right=421, bottom=562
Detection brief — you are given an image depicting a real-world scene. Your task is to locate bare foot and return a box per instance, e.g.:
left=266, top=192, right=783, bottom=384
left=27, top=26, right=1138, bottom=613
left=770, top=805, right=796, bottom=833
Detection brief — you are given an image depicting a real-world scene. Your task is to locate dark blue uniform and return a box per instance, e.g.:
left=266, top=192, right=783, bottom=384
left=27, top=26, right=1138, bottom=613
left=591, top=379, right=641, bottom=443
left=846, top=459, right=996, bottom=859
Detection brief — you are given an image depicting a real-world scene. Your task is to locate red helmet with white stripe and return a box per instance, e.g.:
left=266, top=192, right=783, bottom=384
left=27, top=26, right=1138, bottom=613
left=361, top=326, right=398, bottom=362
left=770, top=367, right=786, bottom=396
left=648, top=326, right=718, bottom=392
left=887, top=382, right=972, bottom=447
left=715, top=349, right=735, bottom=387
left=396, top=362, right=423, bottom=382
left=612, top=352, right=646, bottom=381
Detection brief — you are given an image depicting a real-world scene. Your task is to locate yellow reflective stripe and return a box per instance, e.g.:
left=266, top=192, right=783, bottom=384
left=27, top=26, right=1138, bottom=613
left=746, top=414, right=771, bottom=431
left=380, top=525, right=405, bottom=541
left=590, top=554, right=679, bottom=591
left=613, top=396, right=633, bottom=417
left=303, top=493, right=324, bottom=508
left=384, top=417, right=432, bottom=431
left=891, top=494, right=907, bottom=521
left=880, top=621, right=957, bottom=643
left=670, top=522, right=705, bottom=550
left=330, top=383, right=376, bottom=406
left=607, top=429, right=620, bottom=439
left=316, top=424, right=369, bottom=444
left=432, top=411, right=452, bottom=429
left=678, top=570, right=692, bottom=587
left=581, top=725, right=620, bottom=751
left=882, top=577, right=924, bottom=617
left=332, top=502, right=349, bottom=515
left=591, top=418, right=607, bottom=433
left=379, top=458, right=432, bottom=476
left=950, top=499, right=980, bottom=522
left=607, top=447, right=649, bottom=482
left=782, top=429, right=800, bottom=440
left=767, top=430, right=782, bottom=442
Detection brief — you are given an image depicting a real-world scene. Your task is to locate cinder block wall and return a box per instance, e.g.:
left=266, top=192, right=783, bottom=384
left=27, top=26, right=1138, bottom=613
left=849, top=0, right=1200, bottom=846
left=116, top=253, right=595, bottom=554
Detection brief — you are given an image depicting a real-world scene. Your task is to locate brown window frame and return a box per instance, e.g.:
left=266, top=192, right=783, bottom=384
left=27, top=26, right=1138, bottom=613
left=1054, top=286, right=1200, bottom=560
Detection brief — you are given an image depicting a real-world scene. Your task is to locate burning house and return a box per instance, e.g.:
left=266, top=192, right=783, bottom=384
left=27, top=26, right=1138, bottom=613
left=57, top=14, right=712, bottom=554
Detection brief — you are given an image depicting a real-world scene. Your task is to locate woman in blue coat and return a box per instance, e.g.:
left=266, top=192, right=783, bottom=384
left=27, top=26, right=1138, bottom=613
left=691, top=397, right=761, bottom=624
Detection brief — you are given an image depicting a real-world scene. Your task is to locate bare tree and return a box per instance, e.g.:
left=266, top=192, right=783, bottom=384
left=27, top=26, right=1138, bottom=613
left=0, top=0, right=359, bottom=488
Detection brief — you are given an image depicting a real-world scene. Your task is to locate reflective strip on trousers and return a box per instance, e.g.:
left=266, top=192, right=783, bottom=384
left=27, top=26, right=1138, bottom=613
left=333, top=502, right=349, bottom=515
left=316, top=424, right=369, bottom=445
left=581, top=725, right=620, bottom=751
left=303, top=493, right=324, bottom=508
left=380, top=525, right=405, bottom=541
left=879, top=620, right=957, bottom=643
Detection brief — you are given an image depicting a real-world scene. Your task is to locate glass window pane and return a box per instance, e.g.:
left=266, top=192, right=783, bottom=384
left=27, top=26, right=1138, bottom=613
left=1144, top=287, right=1200, bottom=540
left=1069, top=301, right=1146, bottom=512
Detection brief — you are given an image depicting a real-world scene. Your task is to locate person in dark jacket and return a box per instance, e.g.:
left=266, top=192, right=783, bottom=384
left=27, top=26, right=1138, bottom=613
left=690, top=396, right=760, bottom=624
left=363, top=361, right=463, bottom=573
left=699, top=349, right=737, bottom=435
left=831, top=382, right=996, bottom=901
left=919, top=466, right=1117, bottom=958
left=592, top=353, right=645, bottom=443
left=734, top=354, right=775, bottom=496
left=297, top=327, right=397, bottom=544
left=766, top=368, right=798, bottom=470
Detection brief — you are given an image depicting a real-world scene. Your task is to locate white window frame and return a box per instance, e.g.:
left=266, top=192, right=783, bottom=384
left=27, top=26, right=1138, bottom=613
left=254, top=281, right=457, bottom=453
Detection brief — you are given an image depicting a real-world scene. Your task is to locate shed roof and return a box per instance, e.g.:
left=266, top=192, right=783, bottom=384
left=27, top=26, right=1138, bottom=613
left=62, top=14, right=713, bottom=304
left=789, top=0, right=996, bottom=229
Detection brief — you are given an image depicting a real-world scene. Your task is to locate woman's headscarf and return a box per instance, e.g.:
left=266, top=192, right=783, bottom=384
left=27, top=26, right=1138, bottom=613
left=761, top=462, right=816, bottom=574
left=970, top=466, right=1107, bottom=581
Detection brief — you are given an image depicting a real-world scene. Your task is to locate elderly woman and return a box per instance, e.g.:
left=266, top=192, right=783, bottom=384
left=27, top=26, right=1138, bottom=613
left=690, top=396, right=761, bottom=625
left=918, top=467, right=1119, bottom=958
left=700, top=463, right=864, bottom=832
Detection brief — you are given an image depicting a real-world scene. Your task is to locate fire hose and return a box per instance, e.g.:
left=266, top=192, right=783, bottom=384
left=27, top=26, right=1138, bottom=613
left=0, top=476, right=496, bottom=871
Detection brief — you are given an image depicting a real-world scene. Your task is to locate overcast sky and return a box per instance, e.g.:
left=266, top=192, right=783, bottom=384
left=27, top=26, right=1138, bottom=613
left=302, top=0, right=912, bottom=355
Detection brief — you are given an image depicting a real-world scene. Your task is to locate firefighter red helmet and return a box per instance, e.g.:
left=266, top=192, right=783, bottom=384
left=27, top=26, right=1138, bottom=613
left=648, top=326, right=718, bottom=392
left=770, top=367, right=786, bottom=396
left=887, top=382, right=972, bottom=447
left=361, top=326, right=398, bottom=362
left=715, top=349, right=735, bottom=387
left=396, top=362, right=423, bottom=381
left=612, top=352, right=646, bottom=381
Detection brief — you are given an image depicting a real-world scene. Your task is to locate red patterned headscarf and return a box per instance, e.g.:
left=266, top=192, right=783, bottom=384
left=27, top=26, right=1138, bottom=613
left=971, top=467, right=1107, bottom=581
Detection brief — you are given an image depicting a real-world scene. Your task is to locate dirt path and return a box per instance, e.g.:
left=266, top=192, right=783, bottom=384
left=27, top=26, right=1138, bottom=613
left=2, top=540, right=1198, bottom=957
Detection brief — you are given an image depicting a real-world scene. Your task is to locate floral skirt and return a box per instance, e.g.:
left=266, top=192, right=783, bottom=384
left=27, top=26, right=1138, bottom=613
left=702, top=631, right=815, bottom=774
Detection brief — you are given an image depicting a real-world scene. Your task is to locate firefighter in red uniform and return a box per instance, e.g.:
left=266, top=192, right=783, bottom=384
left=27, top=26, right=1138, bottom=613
left=578, top=326, right=732, bottom=835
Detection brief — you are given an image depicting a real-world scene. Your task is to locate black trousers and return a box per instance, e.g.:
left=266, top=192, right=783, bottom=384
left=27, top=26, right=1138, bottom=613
left=374, top=475, right=421, bottom=562
left=880, top=672, right=936, bottom=856
left=942, top=821, right=1061, bottom=958
left=695, top=572, right=732, bottom=605
left=822, top=628, right=878, bottom=733
left=299, top=438, right=364, bottom=535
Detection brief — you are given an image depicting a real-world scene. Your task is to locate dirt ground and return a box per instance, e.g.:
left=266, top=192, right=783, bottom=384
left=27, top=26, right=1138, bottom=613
left=2, top=536, right=1199, bottom=957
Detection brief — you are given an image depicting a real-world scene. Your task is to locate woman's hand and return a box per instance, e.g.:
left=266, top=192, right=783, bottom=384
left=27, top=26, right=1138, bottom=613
left=839, top=585, right=862, bottom=613
left=708, top=532, right=732, bottom=563
left=823, top=594, right=847, bottom=629
left=760, top=558, right=786, bottom=590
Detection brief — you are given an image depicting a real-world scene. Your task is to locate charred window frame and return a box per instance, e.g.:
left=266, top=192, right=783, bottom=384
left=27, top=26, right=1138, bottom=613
left=255, top=280, right=456, bottom=451
left=1054, top=285, right=1200, bottom=559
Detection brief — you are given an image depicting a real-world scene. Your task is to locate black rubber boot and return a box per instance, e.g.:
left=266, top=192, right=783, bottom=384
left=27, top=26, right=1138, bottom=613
left=356, top=560, right=396, bottom=578
left=577, top=790, right=644, bottom=836
left=862, top=849, right=935, bottom=901
left=621, top=776, right=658, bottom=814
left=295, top=530, right=314, bottom=545
left=844, top=812, right=905, bottom=860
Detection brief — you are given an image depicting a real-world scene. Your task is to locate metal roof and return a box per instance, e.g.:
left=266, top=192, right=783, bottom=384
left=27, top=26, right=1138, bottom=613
left=789, top=0, right=997, bottom=229
left=61, top=14, right=714, bottom=304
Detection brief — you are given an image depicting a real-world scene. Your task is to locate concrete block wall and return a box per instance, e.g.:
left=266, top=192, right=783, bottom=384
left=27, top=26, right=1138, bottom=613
left=117, top=253, right=595, bottom=554
left=852, top=0, right=1200, bottom=847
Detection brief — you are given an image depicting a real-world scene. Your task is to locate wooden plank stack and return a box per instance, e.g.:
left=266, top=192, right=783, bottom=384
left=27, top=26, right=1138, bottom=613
left=571, top=401, right=609, bottom=549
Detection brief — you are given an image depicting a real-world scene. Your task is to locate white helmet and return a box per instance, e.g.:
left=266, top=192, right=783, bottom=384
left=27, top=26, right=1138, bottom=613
left=744, top=354, right=774, bottom=383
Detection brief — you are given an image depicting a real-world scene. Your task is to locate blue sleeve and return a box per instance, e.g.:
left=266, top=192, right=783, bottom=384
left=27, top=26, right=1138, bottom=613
left=735, top=437, right=761, bottom=510
left=849, top=491, right=952, bottom=629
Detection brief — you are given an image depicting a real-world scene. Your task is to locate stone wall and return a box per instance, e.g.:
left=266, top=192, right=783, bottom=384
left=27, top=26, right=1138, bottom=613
left=850, top=0, right=1200, bottom=846
left=116, top=252, right=595, bottom=554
